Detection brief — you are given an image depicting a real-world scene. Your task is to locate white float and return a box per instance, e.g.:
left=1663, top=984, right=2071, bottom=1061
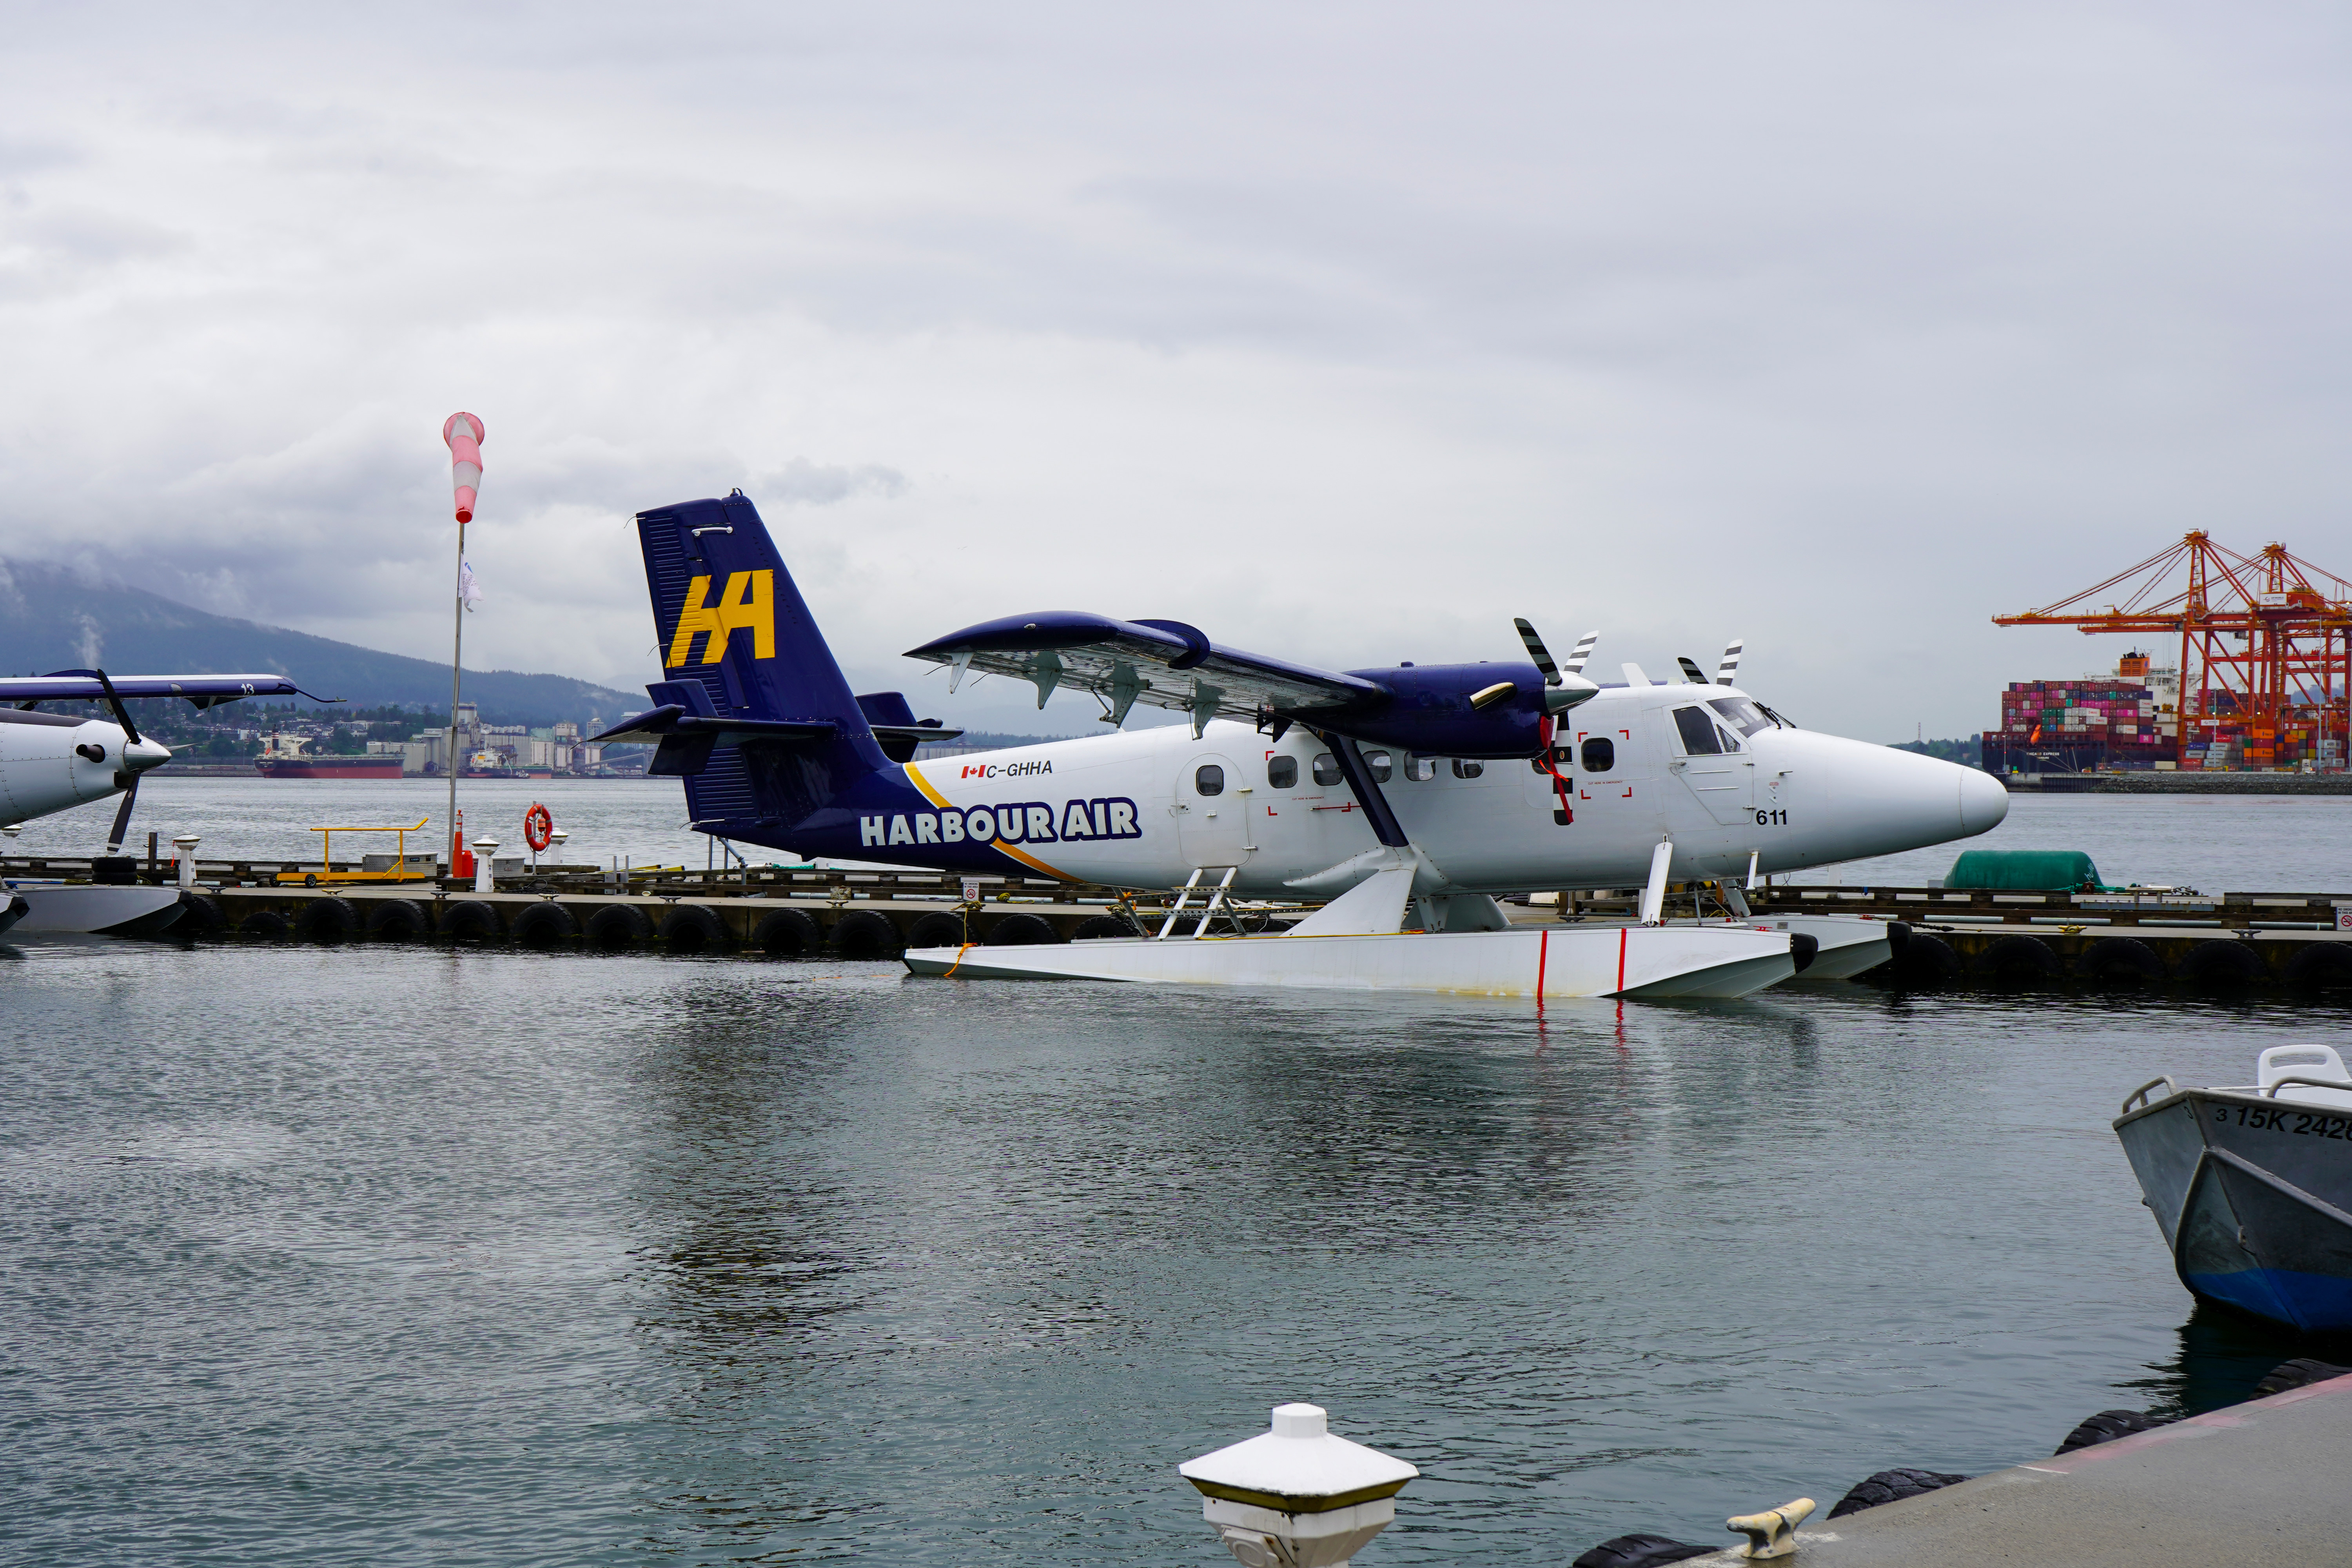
left=4, top=881, right=186, bottom=936
left=1564, top=910, right=1893, bottom=981
left=905, top=849, right=1796, bottom=1000
left=905, top=922, right=1793, bottom=1000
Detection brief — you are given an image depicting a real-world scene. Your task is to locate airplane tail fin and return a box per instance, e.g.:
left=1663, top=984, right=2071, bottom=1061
left=632, top=492, right=890, bottom=829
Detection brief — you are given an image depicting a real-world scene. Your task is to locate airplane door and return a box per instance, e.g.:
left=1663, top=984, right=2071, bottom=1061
left=1563, top=712, right=1660, bottom=826
left=1175, top=751, right=1252, bottom=869
left=1668, top=700, right=1756, bottom=826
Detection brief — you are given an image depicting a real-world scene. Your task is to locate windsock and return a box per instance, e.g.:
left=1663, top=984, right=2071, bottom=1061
left=443, top=412, right=486, bottom=523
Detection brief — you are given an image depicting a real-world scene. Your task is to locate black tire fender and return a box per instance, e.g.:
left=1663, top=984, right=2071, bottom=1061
left=659, top=903, right=730, bottom=952
left=1826, top=1468, right=1970, bottom=1520
left=364, top=898, right=429, bottom=941
left=751, top=907, right=824, bottom=957
left=585, top=903, right=652, bottom=951
left=295, top=897, right=355, bottom=944
left=440, top=899, right=502, bottom=942
left=2284, top=942, right=2352, bottom=992
left=2083, top=935, right=2165, bottom=984
left=238, top=909, right=289, bottom=940
left=827, top=909, right=903, bottom=958
left=1071, top=915, right=1138, bottom=941
left=1980, top=933, right=2061, bottom=983
left=509, top=901, right=578, bottom=949
left=2055, top=1408, right=2171, bottom=1456
left=2182, top=938, right=2263, bottom=989
left=985, top=912, right=1061, bottom=946
left=1569, top=1534, right=1713, bottom=1568
left=174, top=891, right=226, bottom=936
left=1896, top=931, right=1961, bottom=987
left=1788, top=932, right=1818, bottom=973
left=905, top=911, right=971, bottom=950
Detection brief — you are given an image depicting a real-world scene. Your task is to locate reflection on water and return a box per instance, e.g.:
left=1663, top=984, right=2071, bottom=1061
left=5, top=939, right=2352, bottom=1566
left=2122, top=1301, right=2352, bottom=1422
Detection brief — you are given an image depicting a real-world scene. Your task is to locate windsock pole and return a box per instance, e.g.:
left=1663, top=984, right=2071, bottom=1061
left=442, top=414, right=485, bottom=877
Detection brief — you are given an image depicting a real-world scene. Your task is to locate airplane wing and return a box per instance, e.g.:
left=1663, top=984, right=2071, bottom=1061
left=0, top=671, right=332, bottom=709
left=903, top=612, right=1384, bottom=730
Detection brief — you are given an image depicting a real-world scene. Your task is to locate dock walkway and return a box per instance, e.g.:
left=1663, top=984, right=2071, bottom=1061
left=1676, top=1372, right=2352, bottom=1566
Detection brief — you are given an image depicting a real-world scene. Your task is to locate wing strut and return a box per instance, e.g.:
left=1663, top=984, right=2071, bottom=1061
left=1321, top=733, right=1410, bottom=849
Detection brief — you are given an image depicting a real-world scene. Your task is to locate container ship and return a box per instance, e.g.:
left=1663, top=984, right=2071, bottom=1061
left=254, top=755, right=404, bottom=780
left=1983, top=651, right=2345, bottom=775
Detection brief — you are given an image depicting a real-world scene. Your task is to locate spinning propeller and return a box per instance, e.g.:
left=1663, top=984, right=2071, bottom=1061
left=89, top=670, right=171, bottom=855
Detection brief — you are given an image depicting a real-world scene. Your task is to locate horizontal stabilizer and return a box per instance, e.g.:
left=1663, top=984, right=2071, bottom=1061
left=590, top=704, right=837, bottom=748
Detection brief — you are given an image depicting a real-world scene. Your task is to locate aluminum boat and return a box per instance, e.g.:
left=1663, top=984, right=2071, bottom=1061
left=2114, top=1044, right=2352, bottom=1332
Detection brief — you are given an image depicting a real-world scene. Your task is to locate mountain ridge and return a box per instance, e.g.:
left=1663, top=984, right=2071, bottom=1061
left=0, top=561, right=644, bottom=728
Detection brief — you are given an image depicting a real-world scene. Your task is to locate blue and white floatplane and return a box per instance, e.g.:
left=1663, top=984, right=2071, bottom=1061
left=597, top=491, right=2007, bottom=1001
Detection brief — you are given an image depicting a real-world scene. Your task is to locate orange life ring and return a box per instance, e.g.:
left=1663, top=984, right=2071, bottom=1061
left=523, top=802, right=554, bottom=852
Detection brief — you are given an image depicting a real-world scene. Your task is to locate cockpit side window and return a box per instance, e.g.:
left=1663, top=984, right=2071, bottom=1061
left=1672, top=706, right=1724, bottom=755
left=1707, top=696, right=1772, bottom=738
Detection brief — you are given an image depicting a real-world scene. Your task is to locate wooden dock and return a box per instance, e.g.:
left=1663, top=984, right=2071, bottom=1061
left=11, top=853, right=2351, bottom=987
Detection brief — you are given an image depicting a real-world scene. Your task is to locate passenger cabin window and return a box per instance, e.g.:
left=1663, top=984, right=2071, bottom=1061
left=1312, top=753, right=1343, bottom=786
left=1707, top=696, right=1772, bottom=738
left=1672, top=706, right=1724, bottom=755
left=1581, top=736, right=1615, bottom=773
left=1365, top=750, right=1393, bottom=783
left=1194, top=764, right=1225, bottom=797
left=1405, top=755, right=1436, bottom=782
left=1451, top=758, right=1484, bottom=779
left=1267, top=755, right=1298, bottom=789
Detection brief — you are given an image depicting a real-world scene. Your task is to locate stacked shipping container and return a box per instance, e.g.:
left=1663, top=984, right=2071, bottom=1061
left=1993, top=679, right=2170, bottom=762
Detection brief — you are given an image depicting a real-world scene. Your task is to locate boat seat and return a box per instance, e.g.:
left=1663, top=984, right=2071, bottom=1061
left=2258, top=1044, right=2352, bottom=1108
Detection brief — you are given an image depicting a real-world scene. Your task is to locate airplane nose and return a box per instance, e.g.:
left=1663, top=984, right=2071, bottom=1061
left=1960, top=766, right=2009, bottom=836
left=125, top=738, right=172, bottom=774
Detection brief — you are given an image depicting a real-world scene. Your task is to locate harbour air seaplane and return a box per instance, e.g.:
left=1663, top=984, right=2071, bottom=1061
left=0, top=670, right=323, bottom=936
left=596, top=492, right=2007, bottom=999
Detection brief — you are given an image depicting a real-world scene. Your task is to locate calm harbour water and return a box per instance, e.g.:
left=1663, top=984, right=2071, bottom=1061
left=5, top=782, right=2351, bottom=1565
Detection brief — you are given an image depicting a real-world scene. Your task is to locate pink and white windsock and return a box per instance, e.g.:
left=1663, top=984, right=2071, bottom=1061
left=443, top=412, right=486, bottom=523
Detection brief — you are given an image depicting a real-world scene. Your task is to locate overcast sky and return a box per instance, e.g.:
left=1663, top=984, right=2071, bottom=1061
left=1, top=2, right=2346, bottom=740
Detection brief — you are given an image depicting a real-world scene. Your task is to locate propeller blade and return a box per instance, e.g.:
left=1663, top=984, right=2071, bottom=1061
left=1562, top=631, right=1599, bottom=676
left=1717, top=639, right=1744, bottom=684
left=106, top=775, right=138, bottom=857
left=1676, top=656, right=1708, bottom=685
left=1513, top=618, right=1561, bottom=686
left=92, top=668, right=140, bottom=745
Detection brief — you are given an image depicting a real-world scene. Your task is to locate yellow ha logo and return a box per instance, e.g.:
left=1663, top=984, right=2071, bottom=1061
left=667, top=570, right=776, bottom=667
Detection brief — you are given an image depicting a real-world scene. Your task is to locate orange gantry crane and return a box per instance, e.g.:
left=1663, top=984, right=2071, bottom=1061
left=1993, top=532, right=2352, bottom=769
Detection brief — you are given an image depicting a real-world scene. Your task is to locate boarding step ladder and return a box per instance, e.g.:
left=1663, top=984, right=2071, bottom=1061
left=1157, top=867, right=1239, bottom=940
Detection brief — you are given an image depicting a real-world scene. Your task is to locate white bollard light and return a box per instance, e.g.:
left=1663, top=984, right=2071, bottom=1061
left=472, top=837, right=499, bottom=893
left=172, top=834, right=200, bottom=889
left=1180, top=1403, right=1418, bottom=1568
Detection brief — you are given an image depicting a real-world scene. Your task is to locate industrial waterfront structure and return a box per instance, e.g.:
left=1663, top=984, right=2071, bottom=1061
left=1987, top=532, right=2352, bottom=774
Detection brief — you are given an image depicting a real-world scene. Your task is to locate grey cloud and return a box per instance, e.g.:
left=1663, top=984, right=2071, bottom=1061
left=756, top=459, right=908, bottom=506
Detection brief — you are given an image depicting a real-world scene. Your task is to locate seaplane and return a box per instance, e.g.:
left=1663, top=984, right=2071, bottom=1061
left=595, top=492, right=2007, bottom=1000
left=0, top=669, right=325, bottom=936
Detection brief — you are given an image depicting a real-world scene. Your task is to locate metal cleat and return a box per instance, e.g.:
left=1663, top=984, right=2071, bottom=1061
left=1726, top=1497, right=1815, bottom=1559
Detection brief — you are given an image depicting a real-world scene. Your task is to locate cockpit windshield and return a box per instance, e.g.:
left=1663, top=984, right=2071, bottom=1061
left=1671, top=706, right=1724, bottom=755
left=1708, top=696, right=1773, bottom=737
